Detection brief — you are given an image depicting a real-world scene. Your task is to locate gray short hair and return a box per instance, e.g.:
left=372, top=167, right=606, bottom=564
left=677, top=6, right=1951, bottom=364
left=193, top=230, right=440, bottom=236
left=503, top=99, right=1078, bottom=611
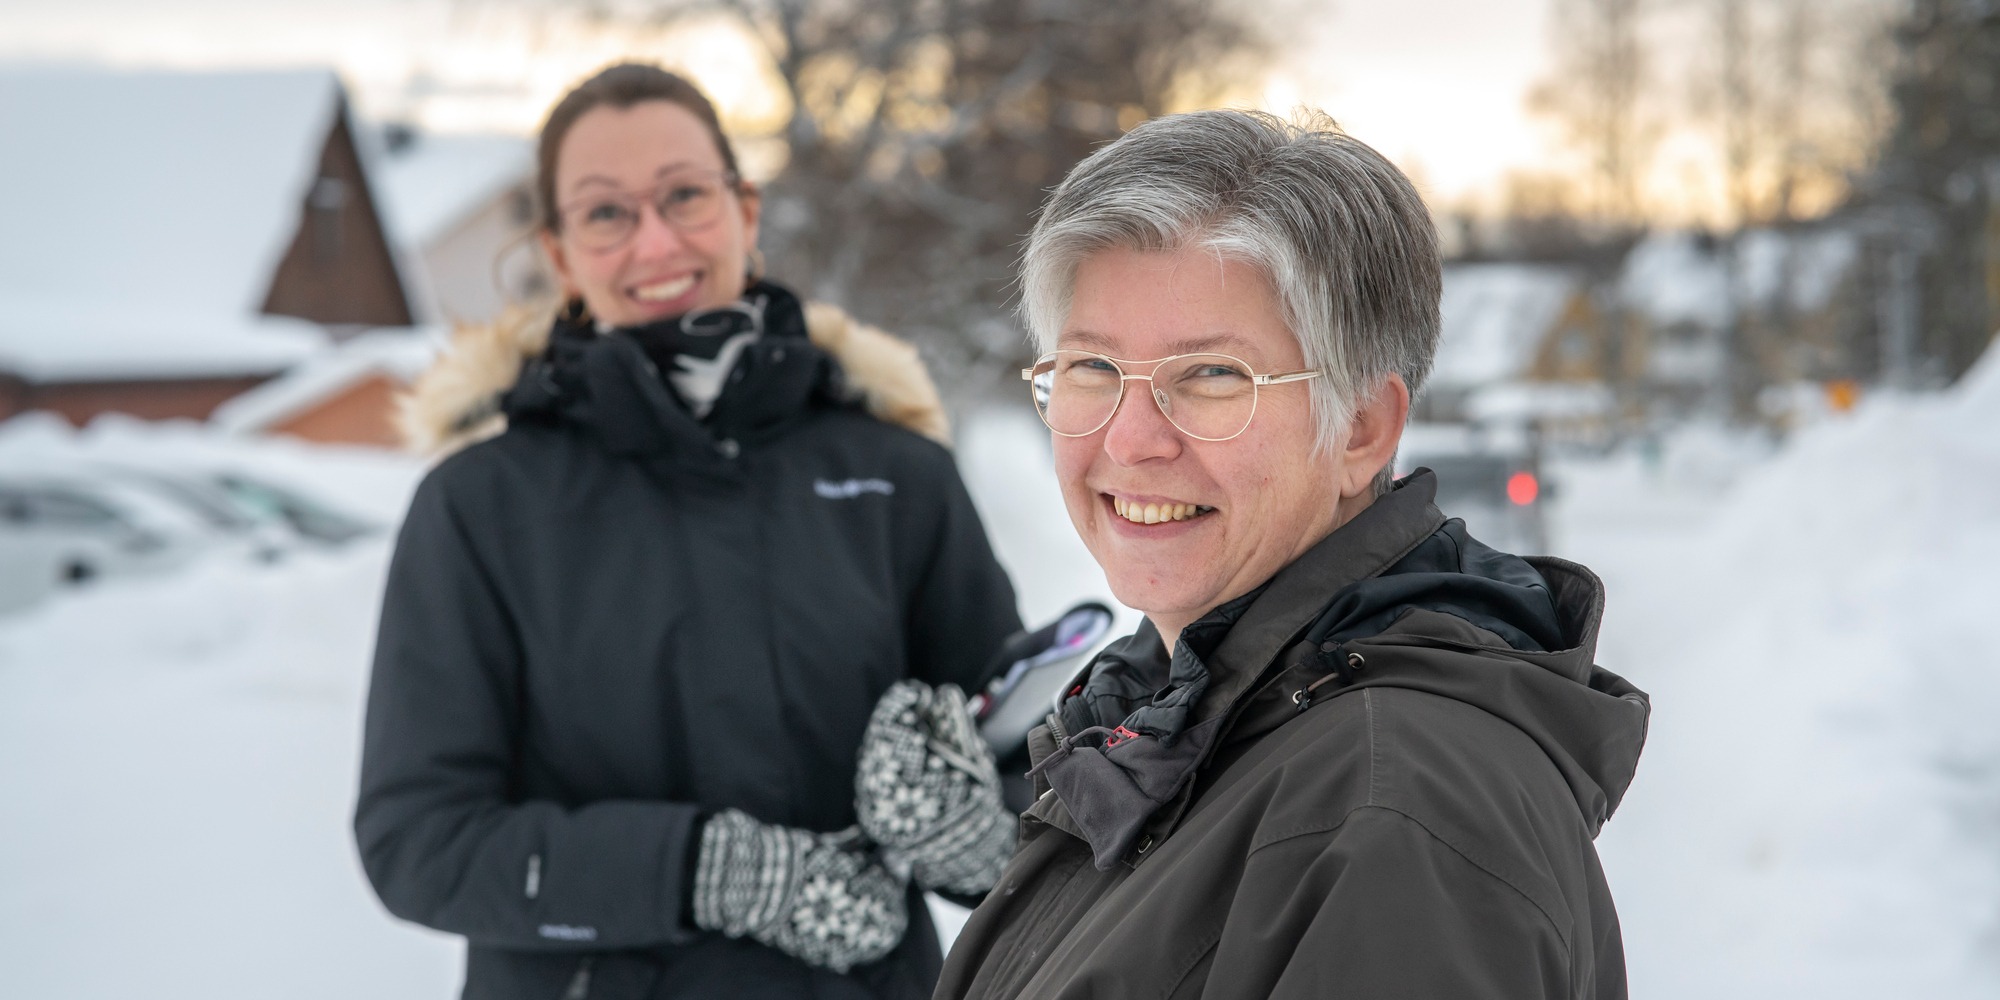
left=1019, top=109, right=1440, bottom=494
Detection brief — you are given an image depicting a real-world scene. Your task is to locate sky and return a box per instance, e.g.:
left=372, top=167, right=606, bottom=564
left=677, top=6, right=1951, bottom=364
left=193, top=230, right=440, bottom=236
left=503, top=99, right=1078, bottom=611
left=0, top=0, right=1565, bottom=209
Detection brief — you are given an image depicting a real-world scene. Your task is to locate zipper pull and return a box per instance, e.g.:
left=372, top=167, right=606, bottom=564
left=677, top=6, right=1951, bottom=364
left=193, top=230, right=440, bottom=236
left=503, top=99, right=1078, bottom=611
left=562, top=957, right=594, bottom=1000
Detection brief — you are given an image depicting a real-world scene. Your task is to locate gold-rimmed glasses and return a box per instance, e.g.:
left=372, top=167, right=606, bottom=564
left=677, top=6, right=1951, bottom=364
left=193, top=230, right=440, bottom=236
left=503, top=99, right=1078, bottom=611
left=1022, top=350, right=1321, bottom=442
left=555, top=168, right=744, bottom=252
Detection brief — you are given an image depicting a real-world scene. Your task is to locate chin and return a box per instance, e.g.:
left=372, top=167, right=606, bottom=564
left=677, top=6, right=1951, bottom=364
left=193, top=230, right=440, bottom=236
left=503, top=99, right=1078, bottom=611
left=1103, top=567, right=1213, bottom=626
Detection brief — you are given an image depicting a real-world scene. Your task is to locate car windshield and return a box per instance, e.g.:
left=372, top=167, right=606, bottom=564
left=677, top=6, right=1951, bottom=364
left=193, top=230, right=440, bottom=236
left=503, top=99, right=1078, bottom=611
left=1415, top=455, right=1516, bottom=509
left=211, top=474, right=375, bottom=544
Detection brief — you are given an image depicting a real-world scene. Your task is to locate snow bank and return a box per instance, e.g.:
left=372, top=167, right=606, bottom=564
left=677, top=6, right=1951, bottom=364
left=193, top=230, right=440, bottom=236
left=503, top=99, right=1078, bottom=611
left=1592, top=357, right=2000, bottom=997
left=0, top=412, right=421, bottom=524
left=0, top=419, right=449, bottom=997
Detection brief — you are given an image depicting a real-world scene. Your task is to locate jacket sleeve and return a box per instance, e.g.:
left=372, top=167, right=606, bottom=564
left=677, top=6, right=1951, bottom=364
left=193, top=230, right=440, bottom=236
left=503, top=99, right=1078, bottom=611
left=1208, top=805, right=1574, bottom=999
left=353, top=462, right=703, bottom=952
left=900, top=450, right=1022, bottom=693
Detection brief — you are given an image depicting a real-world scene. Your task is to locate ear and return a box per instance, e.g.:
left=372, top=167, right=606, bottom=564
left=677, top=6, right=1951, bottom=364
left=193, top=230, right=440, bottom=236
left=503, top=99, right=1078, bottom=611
left=737, top=180, right=762, bottom=245
left=537, top=230, right=580, bottom=300
left=1337, top=374, right=1410, bottom=499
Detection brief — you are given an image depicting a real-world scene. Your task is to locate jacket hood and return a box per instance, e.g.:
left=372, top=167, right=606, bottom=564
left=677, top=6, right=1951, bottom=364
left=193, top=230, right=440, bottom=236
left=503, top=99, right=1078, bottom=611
left=1264, top=501, right=1649, bottom=838
left=1037, top=471, right=1650, bottom=868
left=397, top=282, right=952, bottom=457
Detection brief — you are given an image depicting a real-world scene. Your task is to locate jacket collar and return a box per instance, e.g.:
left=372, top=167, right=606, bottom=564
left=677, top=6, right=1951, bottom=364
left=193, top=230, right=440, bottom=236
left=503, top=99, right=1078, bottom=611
left=397, top=281, right=954, bottom=457
left=500, top=283, right=834, bottom=464
left=1195, top=471, right=1449, bottom=720
left=1033, top=473, right=1446, bottom=870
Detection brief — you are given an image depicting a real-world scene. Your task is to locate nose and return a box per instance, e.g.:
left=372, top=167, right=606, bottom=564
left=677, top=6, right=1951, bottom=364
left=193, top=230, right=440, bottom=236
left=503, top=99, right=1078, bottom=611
left=628, top=203, right=692, bottom=258
left=1100, top=378, right=1183, bottom=467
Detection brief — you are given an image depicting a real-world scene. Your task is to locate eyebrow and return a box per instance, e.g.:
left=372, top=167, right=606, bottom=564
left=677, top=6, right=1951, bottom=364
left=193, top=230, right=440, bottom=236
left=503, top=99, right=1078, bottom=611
left=564, top=162, right=706, bottom=195
left=1057, top=329, right=1259, bottom=357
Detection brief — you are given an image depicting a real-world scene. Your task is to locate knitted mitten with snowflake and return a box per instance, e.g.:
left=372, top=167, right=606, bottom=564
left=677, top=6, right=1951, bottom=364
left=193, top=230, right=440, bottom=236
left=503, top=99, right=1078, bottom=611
left=854, top=680, right=1016, bottom=895
left=690, top=809, right=907, bottom=972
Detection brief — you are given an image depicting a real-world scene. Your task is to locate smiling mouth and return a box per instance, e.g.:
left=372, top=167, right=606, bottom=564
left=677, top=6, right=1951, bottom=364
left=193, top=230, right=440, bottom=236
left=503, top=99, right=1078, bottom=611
left=1110, top=496, right=1216, bottom=525
left=632, top=274, right=699, bottom=302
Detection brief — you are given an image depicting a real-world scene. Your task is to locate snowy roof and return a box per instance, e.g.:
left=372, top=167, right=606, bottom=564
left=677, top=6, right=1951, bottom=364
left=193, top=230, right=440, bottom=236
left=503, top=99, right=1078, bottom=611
left=372, top=130, right=534, bottom=248
left=1738, top=227, right=1859, bottom=315
left=0, top=66, right=342, bottom=320
left=1618, top=227, right=1859, bottom=331
left=1618, top=231, right=1730, bottom=330
left=0, top=66, right=350, bottom=380
left=0, top=295, right=326, bottom=382
left=209, top=328, right=443, bottom=434
left=1432, top=264, right=1582, bottom=388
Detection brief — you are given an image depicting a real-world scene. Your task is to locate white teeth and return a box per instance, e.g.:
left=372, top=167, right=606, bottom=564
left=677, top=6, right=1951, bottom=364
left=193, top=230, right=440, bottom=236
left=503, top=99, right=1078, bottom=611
left=1111, top=497, right=1211, bottom=525
left=634, top=275, right=697, bottom=301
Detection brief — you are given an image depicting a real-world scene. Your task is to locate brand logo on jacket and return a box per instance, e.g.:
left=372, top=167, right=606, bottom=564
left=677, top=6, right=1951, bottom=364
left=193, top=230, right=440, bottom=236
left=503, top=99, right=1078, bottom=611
left=538, top=923, right=599, bottom=942
left=814, top=478, right=896, bottom=500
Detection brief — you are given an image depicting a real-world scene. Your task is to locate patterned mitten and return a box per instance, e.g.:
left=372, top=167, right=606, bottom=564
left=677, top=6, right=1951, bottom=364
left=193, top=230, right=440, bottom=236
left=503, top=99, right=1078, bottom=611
left=691, top=809, right=908, bottom=972
left=855, top=680, right=1017, bottom=894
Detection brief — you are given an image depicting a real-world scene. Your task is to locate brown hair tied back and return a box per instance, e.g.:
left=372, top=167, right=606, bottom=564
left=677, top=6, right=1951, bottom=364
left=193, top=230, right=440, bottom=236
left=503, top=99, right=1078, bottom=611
left=534, top=63, right=741, bottom=234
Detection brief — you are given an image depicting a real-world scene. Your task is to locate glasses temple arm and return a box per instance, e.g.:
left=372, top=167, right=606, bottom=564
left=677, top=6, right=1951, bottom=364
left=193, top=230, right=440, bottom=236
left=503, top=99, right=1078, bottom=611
left=1253, top=371, right=1321, bottom=386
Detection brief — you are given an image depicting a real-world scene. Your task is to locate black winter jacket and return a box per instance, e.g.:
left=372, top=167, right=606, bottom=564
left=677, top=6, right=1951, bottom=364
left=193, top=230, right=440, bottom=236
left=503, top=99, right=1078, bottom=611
left=937, top=471, right=1649, bottom=999
left=355, top=285, right=1022, bottom=1000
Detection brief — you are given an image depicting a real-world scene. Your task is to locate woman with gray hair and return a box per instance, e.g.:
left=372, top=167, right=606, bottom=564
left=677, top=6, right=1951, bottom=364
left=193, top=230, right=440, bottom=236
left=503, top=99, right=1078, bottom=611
left=936, top=109, right=1650, bottom=999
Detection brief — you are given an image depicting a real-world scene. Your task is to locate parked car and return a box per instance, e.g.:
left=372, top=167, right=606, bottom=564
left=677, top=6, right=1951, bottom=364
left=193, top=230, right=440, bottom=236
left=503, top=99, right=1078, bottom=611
left=206, top=470, right=377, bottom=545
left=1396, top=422, right=1554, bottom=555
left=81, top=459, right=379, bottom=552
left=0, top=474, right=217, bottom=597
left=88, top=466, right=296, bottom=562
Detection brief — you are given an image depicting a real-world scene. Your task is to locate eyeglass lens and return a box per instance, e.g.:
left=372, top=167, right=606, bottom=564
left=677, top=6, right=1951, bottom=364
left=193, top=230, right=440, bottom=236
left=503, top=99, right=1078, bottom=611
left=1029, top=352, right=1261, bottom=440
left=564, top=172, right=731, bottom=250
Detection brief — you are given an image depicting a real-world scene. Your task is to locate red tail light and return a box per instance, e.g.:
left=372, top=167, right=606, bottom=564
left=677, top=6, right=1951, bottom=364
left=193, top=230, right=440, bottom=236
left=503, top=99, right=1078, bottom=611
left=1507, top=472, right=1539, bottom=506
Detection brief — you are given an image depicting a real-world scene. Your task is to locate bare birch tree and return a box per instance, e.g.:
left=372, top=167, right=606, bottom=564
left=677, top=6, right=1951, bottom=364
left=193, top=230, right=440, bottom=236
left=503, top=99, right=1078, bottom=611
left=1529, top=0, right=1652, bottom=228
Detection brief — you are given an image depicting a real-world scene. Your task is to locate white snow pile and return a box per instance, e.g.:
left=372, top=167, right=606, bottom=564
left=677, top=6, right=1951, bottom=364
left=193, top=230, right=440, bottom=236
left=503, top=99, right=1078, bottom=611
left=1596, top=347, right=2000, bottom=998
left=0, top=418, right=455, bottom=998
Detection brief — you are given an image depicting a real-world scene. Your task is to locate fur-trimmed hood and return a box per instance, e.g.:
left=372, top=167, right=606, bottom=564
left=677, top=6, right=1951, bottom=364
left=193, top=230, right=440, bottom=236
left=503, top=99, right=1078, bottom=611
left=398, top=299, right=951, bottom=458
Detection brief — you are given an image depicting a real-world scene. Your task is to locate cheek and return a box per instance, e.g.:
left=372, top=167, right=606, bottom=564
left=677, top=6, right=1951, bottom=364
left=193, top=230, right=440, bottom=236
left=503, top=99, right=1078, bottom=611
left=1050, top=441, right=1099, bottom=506
left=568, top=245, right=622, bottom=292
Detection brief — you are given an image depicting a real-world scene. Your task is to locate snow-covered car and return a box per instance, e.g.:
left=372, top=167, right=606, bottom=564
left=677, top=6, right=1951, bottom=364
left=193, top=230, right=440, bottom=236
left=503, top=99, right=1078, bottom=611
left=77, top=460, right=378, bottom=552
left=1396, top=422, right=1553, bottom=555
left=0, top=474, right=218, bottom=595
left=87, top=466, right=298, bottom=562
left=207, top=470, right=377, bottom=545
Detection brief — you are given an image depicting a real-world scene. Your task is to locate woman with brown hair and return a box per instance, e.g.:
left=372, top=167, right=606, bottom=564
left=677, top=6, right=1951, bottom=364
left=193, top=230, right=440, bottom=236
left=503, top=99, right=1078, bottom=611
left=353, top=64, right=1022, bottom=1000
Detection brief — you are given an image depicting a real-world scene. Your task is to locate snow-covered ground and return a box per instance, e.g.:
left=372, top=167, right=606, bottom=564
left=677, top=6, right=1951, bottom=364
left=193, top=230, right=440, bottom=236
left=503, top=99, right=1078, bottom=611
left=1583, top=356, right=2000, bottom=997
left=2, top=362, right=1997, bottom=996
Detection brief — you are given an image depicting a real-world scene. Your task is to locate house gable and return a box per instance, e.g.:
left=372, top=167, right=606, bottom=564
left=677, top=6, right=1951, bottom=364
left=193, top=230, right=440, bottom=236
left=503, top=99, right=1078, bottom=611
left=260, top=105, right=415, bottom=328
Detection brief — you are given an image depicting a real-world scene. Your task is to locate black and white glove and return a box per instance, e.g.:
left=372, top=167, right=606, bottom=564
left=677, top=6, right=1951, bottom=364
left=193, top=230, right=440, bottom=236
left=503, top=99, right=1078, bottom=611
left=855, top=680, right=1016, bottom=895
left=690, top=809, right=907, bottom=972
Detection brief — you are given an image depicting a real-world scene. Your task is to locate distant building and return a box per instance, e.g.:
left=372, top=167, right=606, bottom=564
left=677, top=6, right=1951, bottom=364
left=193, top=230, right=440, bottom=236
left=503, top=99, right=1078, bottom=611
left=1422, top=263, right=1613, bottom=441
left=0, top=67, right=418, bottom=425
left=373, top=127, right=550, bottom=327
left=210, top=330, right=442, bottom=448
left=1617, top=227, right=1862, bottom=417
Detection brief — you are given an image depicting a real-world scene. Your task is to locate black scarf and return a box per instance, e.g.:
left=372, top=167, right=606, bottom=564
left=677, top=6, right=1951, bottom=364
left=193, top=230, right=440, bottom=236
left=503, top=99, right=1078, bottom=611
left=614, top=290, right=773, bottom=419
